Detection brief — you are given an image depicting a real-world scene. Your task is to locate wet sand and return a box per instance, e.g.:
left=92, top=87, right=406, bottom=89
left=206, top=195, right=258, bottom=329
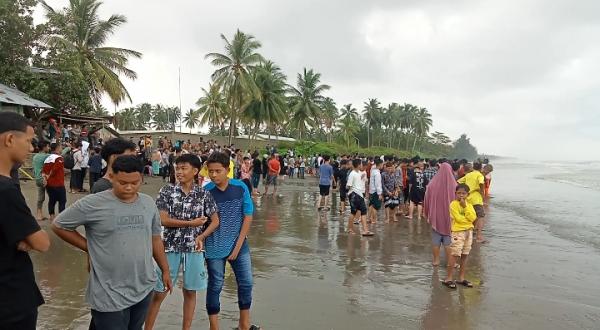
left=21, top=174, right=600, bottom=329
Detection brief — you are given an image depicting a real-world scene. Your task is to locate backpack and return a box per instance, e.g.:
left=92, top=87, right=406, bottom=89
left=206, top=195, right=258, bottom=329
left=64, top=150, right=75, bottom=169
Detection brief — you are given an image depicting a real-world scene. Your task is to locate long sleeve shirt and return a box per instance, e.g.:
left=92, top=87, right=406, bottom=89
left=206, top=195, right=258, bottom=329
left=369, top=168, right=383, bottom=195
left=450, top=200, right=477, bottom=232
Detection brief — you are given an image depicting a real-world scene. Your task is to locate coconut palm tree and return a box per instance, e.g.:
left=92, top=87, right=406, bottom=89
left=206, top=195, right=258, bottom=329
left=287, top=68, right=330, bottom=139
left=321, top=97, right=337, bottom=143
left=136, top=103, right=153, bottom=129
left=205, top=29, right=263, bottom=144
left=182, top=108, right=200, bottom=133
left=337, top=116, right=360, bottom=148
left=196, top=84, right=228, bottom=133
left=412, top=107, right=433, bottom=151
left=340, top=104, right=358, bottom=121
left=42, top=0, right=142, bottom=107
left=114, top=107, right=140, bottom=130
left=152, top=105, right=180, bottom=130
left=363, top=98, right=381, bottom=148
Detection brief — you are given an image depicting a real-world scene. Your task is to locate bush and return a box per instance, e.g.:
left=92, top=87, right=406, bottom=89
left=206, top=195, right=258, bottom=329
left=277, top=140, right=435, bottom=158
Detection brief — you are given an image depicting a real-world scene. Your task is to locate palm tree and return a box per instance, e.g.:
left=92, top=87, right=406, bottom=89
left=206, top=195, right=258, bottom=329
left=114, top=107, right=140, bottom=130
left=244, top=61, right=287, bottom=140
left=196, top=84, right=228, bottom=132
left=182, top=108, right=200, bottom=133
left=363, top=98, right=381, bottom=148
left=412, top=107, right=433, bottom=151
left=400, top=103, right=417, bottom=150
left=152, top=105, right=180, bottom=130
left=321, top=97, right=337, bottom=143
left=42, top=0, right=142, bottom=107
left=340, top=104, right=358, bottom=121
left=205, top=30, right=263, bottom=144
left=337, top=116, right=359, bottom=147
left=136, top=103, right=153, bottom=129
left=287, top=68, right=330, bottom=139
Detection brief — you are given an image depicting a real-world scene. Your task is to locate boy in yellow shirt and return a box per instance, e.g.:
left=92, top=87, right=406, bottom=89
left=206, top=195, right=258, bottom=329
left=443, top=184, right=477, bottom=289
left=457, top=162, right=486, bottom=243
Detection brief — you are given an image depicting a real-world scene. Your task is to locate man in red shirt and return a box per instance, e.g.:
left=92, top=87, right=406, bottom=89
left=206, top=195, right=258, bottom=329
left=264, top=153, right=281, bottom=196
left=42, top=143, right=67, bottom=220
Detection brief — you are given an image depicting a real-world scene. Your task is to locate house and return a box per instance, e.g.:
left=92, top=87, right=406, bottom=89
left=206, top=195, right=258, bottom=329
left=0, top=83, right=53, bottom=114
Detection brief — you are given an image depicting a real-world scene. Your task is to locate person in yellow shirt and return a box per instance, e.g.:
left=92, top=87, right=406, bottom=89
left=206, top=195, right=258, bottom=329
left=457, top=162, right=486, bottom=243
left=443, top=184, right=477, bottom=289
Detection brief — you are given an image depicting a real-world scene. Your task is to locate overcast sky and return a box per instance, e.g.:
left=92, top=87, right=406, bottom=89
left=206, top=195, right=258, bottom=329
left=36, top=0, right=600, bottom=160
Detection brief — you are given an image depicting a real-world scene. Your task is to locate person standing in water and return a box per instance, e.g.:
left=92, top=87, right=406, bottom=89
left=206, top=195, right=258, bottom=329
left=458, top=162, right=486, bottom=243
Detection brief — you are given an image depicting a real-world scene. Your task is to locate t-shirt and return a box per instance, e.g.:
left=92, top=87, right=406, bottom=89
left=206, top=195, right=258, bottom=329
left=369, top=168, right=383, bottom=195
left=457, top=170, right=485, bottom=206
left=319, top=163, right=334, bottom=186
left=32, top=152, right=49, bottom=180
left=42, top=154, right=65, bottom=188
left=228, top=159, right=235, bottom=179
left=336, top=168, right=350, bottom=191
left=91, top=177, right=112, bottom=194
left=450, top=200, right=477, bottom=231
left=268, top=158, right=280, bottom=176
left=54, top=191, right=161, bottom=312
left=252, top=159, right=262, bottom=174
left=410, top=170, right=427, bottom=191
left=204, top=180, right=254, bottom=259
left=88, top=154, right=103, bottom=174
left=156, top=184, right=218, bottom=253
left=0, top=176, right=45, bottom=319
left=346, top=170, right=365, bottom=196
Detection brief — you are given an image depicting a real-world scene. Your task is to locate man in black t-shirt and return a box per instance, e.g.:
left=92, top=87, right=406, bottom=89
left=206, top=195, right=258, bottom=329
left=251, top=154, right=262, bottom=194
left=0, top=112, right=51, bottom=329
left=90, top=138, right=137, bottom=194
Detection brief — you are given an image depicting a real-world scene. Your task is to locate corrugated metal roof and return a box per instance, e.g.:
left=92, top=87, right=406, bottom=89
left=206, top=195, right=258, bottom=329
left=0, top=83, right=53, bottom=109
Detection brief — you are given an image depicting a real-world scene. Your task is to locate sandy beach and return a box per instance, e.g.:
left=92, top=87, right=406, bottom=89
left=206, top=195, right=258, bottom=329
left=24, top=161, right=600, bottom=329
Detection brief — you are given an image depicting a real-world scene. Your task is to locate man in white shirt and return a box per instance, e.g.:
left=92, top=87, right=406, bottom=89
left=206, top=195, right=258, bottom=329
left=368, top=158, right=384, bottom=224
left=346, top=159, right=374, bottom=236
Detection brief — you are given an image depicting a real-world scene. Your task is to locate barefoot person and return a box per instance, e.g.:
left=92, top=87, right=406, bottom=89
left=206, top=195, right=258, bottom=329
left=0, top=112, right=50, bottom=330
left=204, top=152, right=260, bottom=330
left=346, top=159, right=373, bottom=236
left=145, top=154, right=220, bottom=330
left=336, top=159, right=351, bottom=214
left=367, top=158, right=384, bottom=224
left=424, top=163, right=456, bottom=266
left=458, top=162, right=486, bottom=242
left=264, top=153, right=280, bottom=196
left=32, top=141, right=50, bottom=221
left=381, top=162, right=401, bottom=223
left=317, top=155, right=334, bottom=210
left=42, top=143, right=67, bottom=221
left=443, top=184, right=477, bottom=289
left=407, top=160, right=427, bottom=220
left=52, top=156, right=172, bottom=330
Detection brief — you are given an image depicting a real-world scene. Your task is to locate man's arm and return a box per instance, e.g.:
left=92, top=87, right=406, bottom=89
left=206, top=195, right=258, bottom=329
left=152, top=235, right=172, bottom=293
left=228, top=215, right=252, bottom=261
left=22, top=230, right=51, bottom=252
left=159, top=210, right=205, bottom=228
left=196, top=212, right=220, bottom=251
left=51, top=223, right=88, bottom=252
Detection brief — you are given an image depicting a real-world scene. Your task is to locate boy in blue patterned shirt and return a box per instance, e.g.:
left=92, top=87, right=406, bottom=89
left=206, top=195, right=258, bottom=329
left=204, top=152, right=260, bottom=330
left=145, top=154, right=220, bottom=330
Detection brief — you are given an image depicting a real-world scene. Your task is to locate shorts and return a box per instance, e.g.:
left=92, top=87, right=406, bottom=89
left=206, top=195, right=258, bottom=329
left=384, top=195, right=400, bottom=209
left=450, top=230, right=473, bottom=256
left=369, top=192, right=382, bottom=210
left=339, top=187, right=348, bottom=202
left=155, top=252, right=208, bottom=292
left=349, top=192, right=367, bottom=215
left=432, top=229, right=451, bottom=246
left=474, top=204, right=485, bottom=218
left=410, top=188, right=425, bottom=204
left=402, top=187, right=410, bottom=203
left=266, top=174, right=278, bottom=186
left=319, top=184, right=331, bottom=196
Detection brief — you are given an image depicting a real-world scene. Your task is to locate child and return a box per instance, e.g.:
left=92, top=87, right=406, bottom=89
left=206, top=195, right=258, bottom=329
left=346, top=159, right=374, bottom=236
left=381, top=162, right=401, bottom=223
left=368, top=158, right=383, bottom=224
left=442, top=184, right=477, bottom=289
left=145, top=154, right=220, bottom=330
left=336, top=160, right=350, bottom=214
left=407, top=161, right=428, bottom=220
left=458, top=162, right=486, bottom=243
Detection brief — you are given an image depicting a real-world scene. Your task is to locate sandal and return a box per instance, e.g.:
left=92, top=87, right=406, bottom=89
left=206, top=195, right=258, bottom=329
left=236, top=325, right=261, bottom=330
left=441, top=280, right=457, bottom=289
left=361, top=231, right=375, bottom=237
left=456, top=280, right=473, bottom=287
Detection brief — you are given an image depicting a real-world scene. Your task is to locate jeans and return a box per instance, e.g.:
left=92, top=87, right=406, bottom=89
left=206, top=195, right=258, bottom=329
left=70, top=169, right=81, bottom=190
left=89, top=172, right=101, bottom=191
left=206, top=241, right=253, bottom=315
left=90, top=291, right=153, bottom=330
left=299, top=167, right=305, bottom=179
left=79, top=167, right=88, bottom=190
left=251, top=172, right=261, bottom=189
left=46, top=186, right=66, bottom=215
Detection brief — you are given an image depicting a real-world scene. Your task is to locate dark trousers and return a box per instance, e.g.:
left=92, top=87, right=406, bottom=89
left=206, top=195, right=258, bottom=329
left=89, top=292, right=153, bottom=330
left=89, top=172, right=101, bottom=191
left=0, top=308, right=37, bottom=330
left=47, top=186, right=66, bottom=215
left=79, top=167, right=88, bottom=190
left=70, top=169, right=81, bottom=191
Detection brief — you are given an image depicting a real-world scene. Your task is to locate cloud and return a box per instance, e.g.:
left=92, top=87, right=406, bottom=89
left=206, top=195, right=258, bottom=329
left=37, top=0, right=600, bottom=160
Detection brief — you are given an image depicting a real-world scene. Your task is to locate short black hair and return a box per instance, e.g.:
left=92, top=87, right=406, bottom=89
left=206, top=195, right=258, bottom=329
left=352, top=158, right=361, bottom=168
left=175, top=154, right=202, bottom=170
left=50, top=142, right=60, bottom=152
left=205, top=152, right=230, bottom=168
left=112, top=155, right=143, bottom=174
left=0, top=112, right=32, bottom=134
left=429, top=159, right=438, bottom=167
left=323, top=155, right=330, bottom=161
left=456, top=183, right=470, bottom=192
left=374, top=158, right=383, bottom=165
left=340, top=159, right=348, bottom=166
left=473, top=162, right=482, bottom=171
left=451, top=162, right=460, bottom=172
left=101, top=138, right=137, bottom=162
left=38, top=141, right=49, bottom=150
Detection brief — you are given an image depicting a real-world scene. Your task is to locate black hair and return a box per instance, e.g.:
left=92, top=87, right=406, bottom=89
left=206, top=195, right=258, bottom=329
left=205, top=152, right=230, bottom=168
left=93, top=147, right=101, bottom=154
left=100, top=138, right=136, bottom=162
left=323, top=155, right=330, bottom=161
left=352, top=158, right=361, bottom=168
left=340, top=159, right=348, bottom=166
left=50, top=142, right=60, bottom=152
left=456, top=183, right=470, bottom=192
left=0, top=112, right=32, bottom=134
left=429, top=159, right=438, bottom=167
left=451, top=162, right=460, bottom=172
left=374, top=158, right=383, bottom=165
left=38, top=141, right=49, bottom=150
left=111, top=155, right=143, bottom=174
left=175, top=154, right=202, bottom=170
left=473, top=162, right=482, bottom=171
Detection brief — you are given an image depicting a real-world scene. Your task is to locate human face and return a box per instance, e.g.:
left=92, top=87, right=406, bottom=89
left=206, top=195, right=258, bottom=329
left=110, top=171, right=142, bottom=201
left=2, top=126, right=35, bottom=163
left=207, top=162, right=228, bottom=186
left=456, top=188, right=468, bottom=200
left=175, top=162, right=198, bottom=184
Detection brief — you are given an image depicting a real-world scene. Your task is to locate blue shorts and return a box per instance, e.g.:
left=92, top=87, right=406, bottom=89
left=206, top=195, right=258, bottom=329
left=432, top=229, right=451, bottom=246
left=155, top=252, right=208, bottom=292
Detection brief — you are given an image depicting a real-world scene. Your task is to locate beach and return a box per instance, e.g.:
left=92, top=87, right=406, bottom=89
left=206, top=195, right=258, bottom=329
left=25, top=161, right=600, bottom=329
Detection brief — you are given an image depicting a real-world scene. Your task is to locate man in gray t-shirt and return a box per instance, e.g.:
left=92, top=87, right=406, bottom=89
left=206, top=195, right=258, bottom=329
left=53, top=155, right=172, bottom=329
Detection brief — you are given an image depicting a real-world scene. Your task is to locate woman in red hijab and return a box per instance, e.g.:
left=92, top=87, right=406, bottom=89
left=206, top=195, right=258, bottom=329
left=424, top=162, right=457, bottom=266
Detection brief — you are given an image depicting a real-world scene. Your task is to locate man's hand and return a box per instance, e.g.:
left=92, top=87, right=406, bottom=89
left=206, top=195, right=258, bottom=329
left=17, top=240, right=32, bottom=252
left=162, top=273, right=173, bottom=294
left=195, top=235, right=205, bottom=252
left=190, top=216, right=207, bottom=227
left=86, top=254, right=91, bottom=273
left=228, top=246, right=241, bottom=261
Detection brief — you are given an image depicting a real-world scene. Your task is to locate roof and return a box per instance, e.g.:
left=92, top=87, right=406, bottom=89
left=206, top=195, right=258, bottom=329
left=0, top=83, right=53, bottom=109
left=236, top=134, right=267, bottom=141
left=117, top=130, right=172, bottom=135
left=89, top=126, right=120, bottom=137
left=56, top=113, right=112, bottom=124
left=29, top=67, right=61, bottom=75
left=255, top=134, right=296, bottom=142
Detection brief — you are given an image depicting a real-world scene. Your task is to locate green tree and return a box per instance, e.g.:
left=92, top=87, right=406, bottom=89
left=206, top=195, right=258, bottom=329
left=114, top=107, right=140, bottom=130
left=340, top=104, right=358, bottom=121
left=136, top=103, right=153, bottom=129
left=196, top=84, right=228, bottom=132
left=152, top=105, right=180, bottom=130
left=452, top=134, right=478, bottom=160
left=287, top=68, right=330, bottom=139
left=363, top=98, right=381, bottom=148
left=337, top=116, right=360, bottom=147
left=205, top=29, right=263, bottom=144
left=42, top=0, right=142, bottom=107
left=321, top=97, right=338, bottom=143
left=182, top=108, right=200, bottom=133
left=412, top=107, right=433, bottom=152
